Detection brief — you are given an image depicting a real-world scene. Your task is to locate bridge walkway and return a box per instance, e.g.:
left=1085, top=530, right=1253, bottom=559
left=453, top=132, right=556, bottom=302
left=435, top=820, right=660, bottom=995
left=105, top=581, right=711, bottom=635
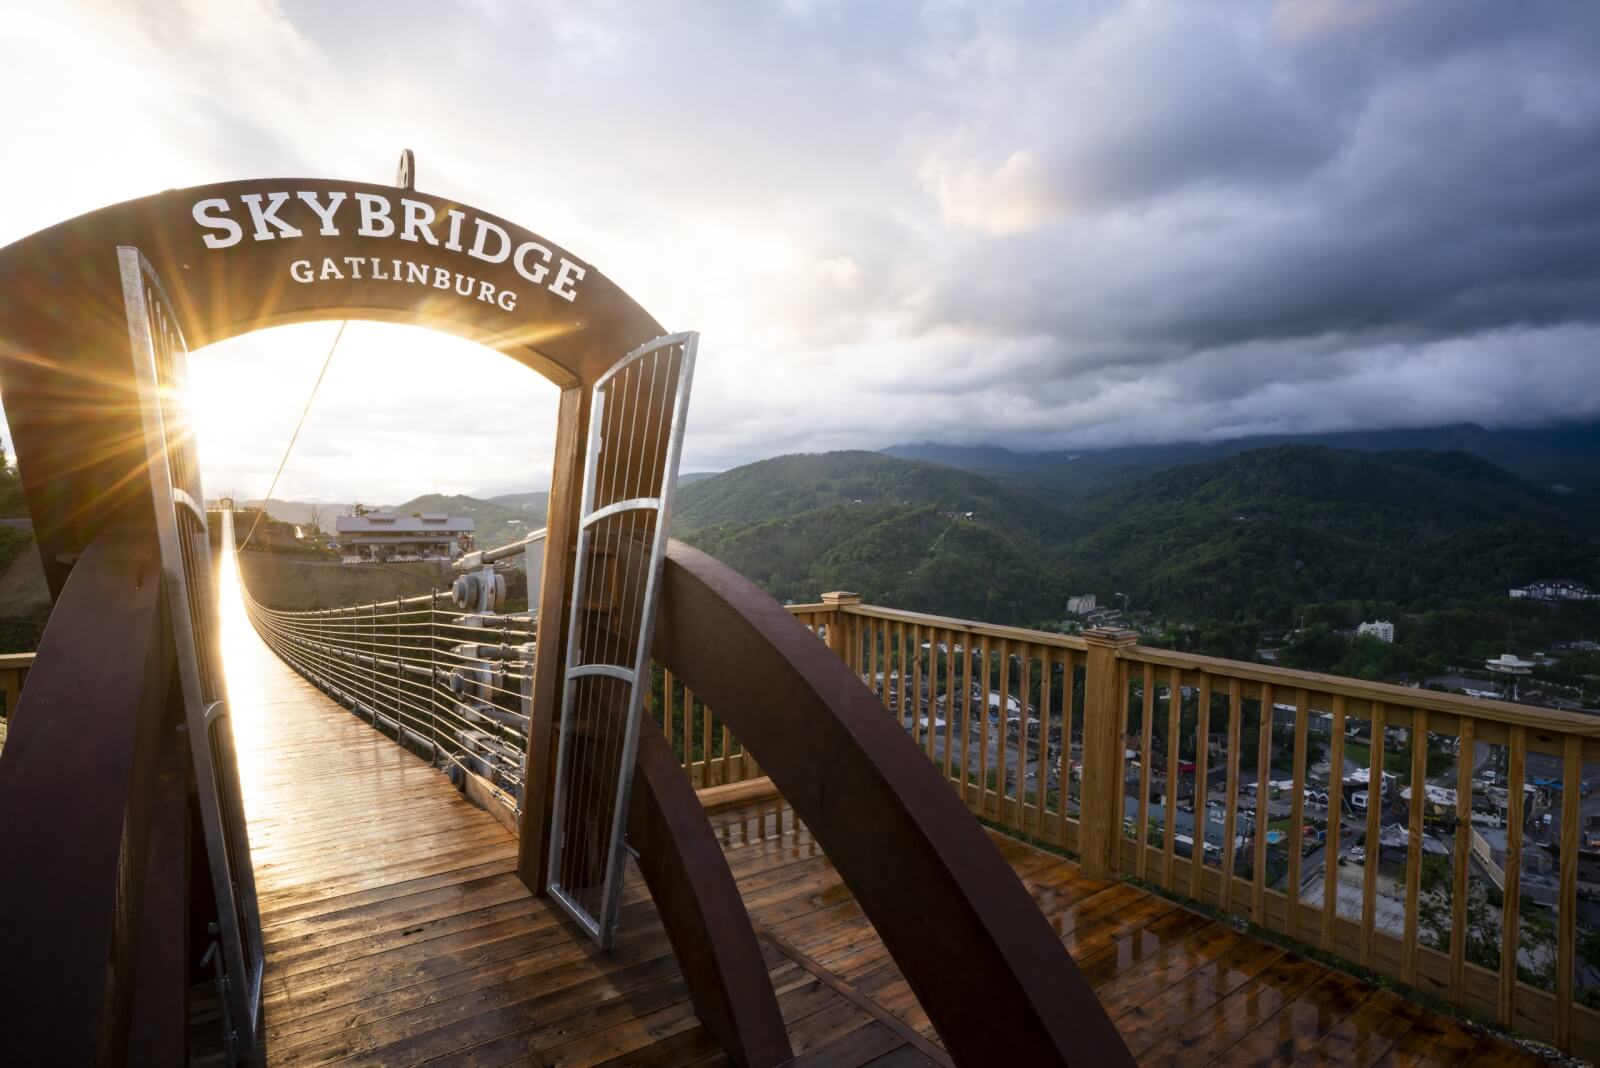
left=217, top=567, right=1548, bottom=1066
left=220, top=554, right=946, bottom=1065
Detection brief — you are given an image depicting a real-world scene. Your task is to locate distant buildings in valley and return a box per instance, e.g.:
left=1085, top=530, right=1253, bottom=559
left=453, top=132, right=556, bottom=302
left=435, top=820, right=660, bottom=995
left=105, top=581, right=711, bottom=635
left=1486, top=653, right=1536, bottom=701
left=1510, top=580, right=1597, bottom=602
left=1066, top=593, right=1097, bottom=616
left=1356, top=619, right=1395, bottom=643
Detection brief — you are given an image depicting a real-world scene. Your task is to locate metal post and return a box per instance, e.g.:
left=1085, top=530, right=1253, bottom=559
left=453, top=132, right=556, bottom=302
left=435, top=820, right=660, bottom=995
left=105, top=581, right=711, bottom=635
left=394, top=598, right=403, bottom=745
left=429, top=588, right=439, bottom=758
left=367, top=601, right=376, bottom=724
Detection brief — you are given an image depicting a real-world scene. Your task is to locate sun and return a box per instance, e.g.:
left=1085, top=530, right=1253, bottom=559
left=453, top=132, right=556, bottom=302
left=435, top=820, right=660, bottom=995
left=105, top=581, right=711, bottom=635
left=186, top=320, right=561, bottom=505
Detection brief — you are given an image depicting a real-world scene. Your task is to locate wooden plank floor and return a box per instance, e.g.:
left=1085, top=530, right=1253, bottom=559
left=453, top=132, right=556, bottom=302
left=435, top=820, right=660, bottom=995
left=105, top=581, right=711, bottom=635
left=221, top=595, right=1554, bottom=1065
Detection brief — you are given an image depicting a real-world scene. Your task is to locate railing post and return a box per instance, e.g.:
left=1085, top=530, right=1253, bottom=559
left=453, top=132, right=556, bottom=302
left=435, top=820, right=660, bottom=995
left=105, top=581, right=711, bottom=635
left=393, top=598, right=404, bottom=744
left=1079, top=627, right=1138, bottom=880
left=819, top=591, right=860, bottom=662
left=428, top=589, right=439, bottom=755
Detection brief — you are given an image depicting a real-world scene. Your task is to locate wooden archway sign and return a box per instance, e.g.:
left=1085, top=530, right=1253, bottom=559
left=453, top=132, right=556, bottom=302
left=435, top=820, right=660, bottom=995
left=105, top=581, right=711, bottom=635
left=0, top=175, right=660, bottom=590
left=0, top=173, right=652, bottom=879
left=0, top=171, right=798, bottom=1064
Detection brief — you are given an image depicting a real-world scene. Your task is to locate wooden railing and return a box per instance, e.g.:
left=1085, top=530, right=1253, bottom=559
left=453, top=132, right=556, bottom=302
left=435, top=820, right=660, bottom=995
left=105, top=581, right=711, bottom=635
left=787, top=593, right=1600, bottom=1060
left=0, top=653, right=33, bottom=752
left=647, top=666, right=763, bottom=790
left=0, top=652, right=32, bottom=710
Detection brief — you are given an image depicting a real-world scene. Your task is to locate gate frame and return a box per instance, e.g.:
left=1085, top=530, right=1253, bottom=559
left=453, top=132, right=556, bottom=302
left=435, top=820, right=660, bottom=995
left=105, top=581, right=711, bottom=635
left=120, top=246, right=265, bottom=1058
left=545, top=331, right=696, bottom=945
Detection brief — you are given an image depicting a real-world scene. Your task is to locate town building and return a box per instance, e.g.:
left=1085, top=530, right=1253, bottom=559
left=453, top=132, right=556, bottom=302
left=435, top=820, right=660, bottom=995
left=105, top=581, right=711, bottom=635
left=1066, top=593, right=1097, bottom=616
left=1357, top=619, right=1395, bottom=643
left=1510, top=580, right=1597, bottom=602
left=334, top=512, right=475, bottom=562
left=1486, top=652, right=1535, bottom=701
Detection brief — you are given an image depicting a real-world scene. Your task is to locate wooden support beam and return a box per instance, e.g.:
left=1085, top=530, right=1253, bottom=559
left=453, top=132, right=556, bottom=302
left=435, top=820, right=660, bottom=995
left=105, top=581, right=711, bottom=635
left=1079, top=627, right=1138, bottom=880
left=697, top=776, right=781, bottom=813
left=517, top=384, right=591, bottom=892
left=628, top=719, right=792, bottom=1067
left=0, top=525, right=172, bottom=1064
left=656, top=542, right=1135, bottom=1067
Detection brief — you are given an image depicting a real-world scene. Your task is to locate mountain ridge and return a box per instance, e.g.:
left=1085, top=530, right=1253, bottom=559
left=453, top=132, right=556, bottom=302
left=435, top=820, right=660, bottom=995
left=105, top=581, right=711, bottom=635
left=672, top=443, right=1599, bottom=628
left=884, top=419, right=1600, bottom=500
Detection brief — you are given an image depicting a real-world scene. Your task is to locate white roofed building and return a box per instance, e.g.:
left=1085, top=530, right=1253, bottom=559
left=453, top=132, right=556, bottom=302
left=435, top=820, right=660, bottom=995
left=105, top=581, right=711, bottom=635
left=335, top=512, right=475, bottom=562
left=1356, top=620, right=1395, bottom=643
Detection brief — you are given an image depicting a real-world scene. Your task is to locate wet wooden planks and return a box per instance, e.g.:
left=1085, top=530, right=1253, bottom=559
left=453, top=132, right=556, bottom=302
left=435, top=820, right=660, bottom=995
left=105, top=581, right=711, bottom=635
left=226, top=597, right=935, bottom=1066
left=706, top=807, right=1554, bottom=1068
left=224, top=603, right=1551, bottom=1066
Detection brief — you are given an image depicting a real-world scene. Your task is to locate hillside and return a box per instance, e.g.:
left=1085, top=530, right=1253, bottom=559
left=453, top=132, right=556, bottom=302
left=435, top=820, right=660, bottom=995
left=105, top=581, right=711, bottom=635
left=249, top=498, right=356, bottom=527
left=671, top=451, right=1080, bottom=622
left=1062, top=446, right=1598, bottom=623
left=486, top=490, right=549, bottom=518
left=672, top=451, right=1070, bottom=541
left=672, top=445, right=1600, bottom=633
left=886, top=420, right=1600, bottom=501
left=391, top=493, right=544, bottom=550
left=683, top=503, right=1074, bottom=623
left=1, top=443, right=1592, bottom=655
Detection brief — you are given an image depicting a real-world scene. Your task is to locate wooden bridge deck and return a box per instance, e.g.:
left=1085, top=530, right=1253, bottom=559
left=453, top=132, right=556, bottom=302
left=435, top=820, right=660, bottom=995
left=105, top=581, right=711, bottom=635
left=222, top=605, right=1552, bottom=1066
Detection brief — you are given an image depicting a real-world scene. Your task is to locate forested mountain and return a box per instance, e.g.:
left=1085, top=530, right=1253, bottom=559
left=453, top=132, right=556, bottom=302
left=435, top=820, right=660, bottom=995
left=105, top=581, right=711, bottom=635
left=672, top=450, right=1068, bottom=536
left=670, top=452, right=1078, bottom=621
left=486, top=490, right=549, bottom=517
left=390, top=493, right=543, bottom=549
left=672, top=445, right=1600, bottom=636
left=680, top=502, right=1073, bottom=623
left=4, top=440, right=1595, bottom=674
left=886, top=420, right=1600, bottom=501
left=1064, top=446, right=1597, bottom=625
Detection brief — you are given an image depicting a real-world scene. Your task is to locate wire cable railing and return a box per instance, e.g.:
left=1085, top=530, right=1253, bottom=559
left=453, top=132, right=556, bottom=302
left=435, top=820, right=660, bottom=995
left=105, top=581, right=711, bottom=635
left=241, top=561, right=538, bottom=815
left=238, top=520, right=770, bottom=829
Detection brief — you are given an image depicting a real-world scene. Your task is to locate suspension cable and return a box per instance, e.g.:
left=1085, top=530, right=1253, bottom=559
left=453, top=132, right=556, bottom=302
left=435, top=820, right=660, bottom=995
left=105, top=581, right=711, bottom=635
left=239, top=320, right=347, bottom=552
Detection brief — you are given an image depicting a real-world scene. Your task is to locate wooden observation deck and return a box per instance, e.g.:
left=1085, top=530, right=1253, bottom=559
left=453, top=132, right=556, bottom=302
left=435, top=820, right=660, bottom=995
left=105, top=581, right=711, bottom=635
left=218, top=575, right=1546, bottom=1066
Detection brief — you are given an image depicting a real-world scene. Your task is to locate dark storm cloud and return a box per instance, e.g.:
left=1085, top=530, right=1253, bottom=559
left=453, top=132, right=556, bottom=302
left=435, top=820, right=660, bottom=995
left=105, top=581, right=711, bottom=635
left=916, top=2, right=1600, bottom=346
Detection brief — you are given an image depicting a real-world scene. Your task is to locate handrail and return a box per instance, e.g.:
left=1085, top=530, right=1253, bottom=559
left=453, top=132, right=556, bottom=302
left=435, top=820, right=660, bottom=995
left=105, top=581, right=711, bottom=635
left=823, top=600, right=1592, bottom=740
left=791, top=595, right=1600, bottom=1060
left=0, top=652, right=34, bottom=730
left=1124, top=641, right=1600, bottom=739
left=455, top=527, right=547, bottom=570
left=233, top=533, right=793, bottom=1065
left=242, top=586, right=537, bottom=811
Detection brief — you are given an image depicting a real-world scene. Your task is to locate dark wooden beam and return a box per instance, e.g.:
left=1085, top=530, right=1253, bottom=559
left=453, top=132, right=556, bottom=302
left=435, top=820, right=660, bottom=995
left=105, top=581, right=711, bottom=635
left=517, top=383, right=591, bottom=891
left=126, top=706, right=193, bottom=1064
left=652, top=540, right=1136, bottom=1068
left=0, top=524, right=172, bottom=1063
left=627, top=718, right=792, bottom=1067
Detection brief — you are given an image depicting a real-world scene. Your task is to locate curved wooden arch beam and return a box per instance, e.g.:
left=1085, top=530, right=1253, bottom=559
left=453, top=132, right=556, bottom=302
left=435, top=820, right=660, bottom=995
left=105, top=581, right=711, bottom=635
left=626, top=717, right=792, bottom=1067
left=653, top=541, right=1136, bottom=1068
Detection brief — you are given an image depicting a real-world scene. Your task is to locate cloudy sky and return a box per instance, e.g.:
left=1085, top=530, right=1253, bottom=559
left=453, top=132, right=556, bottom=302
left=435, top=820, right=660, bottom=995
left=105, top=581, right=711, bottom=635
left=2, top=0, right=1597, bottom=503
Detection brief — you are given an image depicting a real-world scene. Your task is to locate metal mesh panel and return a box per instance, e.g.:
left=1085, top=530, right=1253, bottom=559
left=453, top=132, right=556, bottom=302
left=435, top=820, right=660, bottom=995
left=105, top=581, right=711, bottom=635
left=547, top=332, right=696, bottom=944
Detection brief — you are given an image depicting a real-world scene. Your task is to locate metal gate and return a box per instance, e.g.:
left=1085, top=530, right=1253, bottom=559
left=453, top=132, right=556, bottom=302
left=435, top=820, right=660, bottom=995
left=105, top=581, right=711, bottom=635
left=120, top=247, right=264, bottom=1058
left=547, top=332, right=697, bottom=946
